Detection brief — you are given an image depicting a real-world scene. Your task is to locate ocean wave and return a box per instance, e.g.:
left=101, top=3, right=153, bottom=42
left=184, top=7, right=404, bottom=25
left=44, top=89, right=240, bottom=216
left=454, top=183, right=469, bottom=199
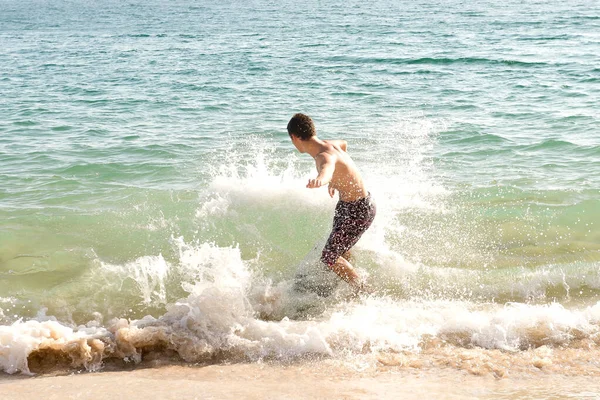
left=3, top=278, right=600, bottom=376
left=1, top=208, right=599, bottom=375
left=441, top=131, right=511, bottom=146
left=521, top=138, right=579, bottom=151
left=326, top=55, right=551, bottom=67
left=516, top=34, right=574, bottom=41
left=3, top=233, right=600, bottom=375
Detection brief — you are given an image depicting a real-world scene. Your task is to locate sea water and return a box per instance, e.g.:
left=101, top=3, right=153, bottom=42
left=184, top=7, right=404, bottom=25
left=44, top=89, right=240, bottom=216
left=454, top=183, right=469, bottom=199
left=1, top=0, right=599, bottom=377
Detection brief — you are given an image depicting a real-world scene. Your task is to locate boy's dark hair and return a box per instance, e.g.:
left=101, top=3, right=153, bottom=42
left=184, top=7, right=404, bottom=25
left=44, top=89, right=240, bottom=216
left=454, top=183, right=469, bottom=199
left=287, top=113, right=316, bottom=140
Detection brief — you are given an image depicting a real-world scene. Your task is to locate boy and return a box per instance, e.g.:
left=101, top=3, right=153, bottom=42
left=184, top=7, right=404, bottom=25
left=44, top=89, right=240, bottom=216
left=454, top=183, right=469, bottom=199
left=287, top=113, right=376, bottom=293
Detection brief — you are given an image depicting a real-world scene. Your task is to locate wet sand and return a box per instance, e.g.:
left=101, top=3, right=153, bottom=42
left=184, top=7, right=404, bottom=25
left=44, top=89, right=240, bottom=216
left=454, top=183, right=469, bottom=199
left=2, top=360, right=600, bottom=400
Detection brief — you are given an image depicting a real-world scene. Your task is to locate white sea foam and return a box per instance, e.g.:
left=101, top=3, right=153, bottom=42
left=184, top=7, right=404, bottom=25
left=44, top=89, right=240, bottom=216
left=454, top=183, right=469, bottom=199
left=0, top=319, right=109, bottom=375
left=191, top=124, right=445, bottom=287
left=100, top=255, right=170, bottom=305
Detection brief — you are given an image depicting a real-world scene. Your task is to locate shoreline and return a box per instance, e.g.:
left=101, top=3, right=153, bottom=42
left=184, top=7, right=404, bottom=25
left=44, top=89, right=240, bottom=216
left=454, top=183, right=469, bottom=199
left=2, top=358, right=600, bottom=400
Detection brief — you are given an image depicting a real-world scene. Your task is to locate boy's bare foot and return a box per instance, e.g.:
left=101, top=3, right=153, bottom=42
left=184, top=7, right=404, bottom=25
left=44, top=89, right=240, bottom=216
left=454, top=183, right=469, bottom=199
left=353, top=280, right=374, bottom=296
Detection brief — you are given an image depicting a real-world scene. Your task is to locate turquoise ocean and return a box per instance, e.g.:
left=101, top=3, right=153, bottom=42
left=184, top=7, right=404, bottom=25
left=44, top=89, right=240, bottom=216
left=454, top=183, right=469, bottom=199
left=1, top=0, right=600, bottom=377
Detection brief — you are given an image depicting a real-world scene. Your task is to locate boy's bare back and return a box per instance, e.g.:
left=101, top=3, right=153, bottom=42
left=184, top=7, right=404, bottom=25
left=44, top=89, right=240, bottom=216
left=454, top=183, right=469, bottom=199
left=313, top=140, right=369, bottom=202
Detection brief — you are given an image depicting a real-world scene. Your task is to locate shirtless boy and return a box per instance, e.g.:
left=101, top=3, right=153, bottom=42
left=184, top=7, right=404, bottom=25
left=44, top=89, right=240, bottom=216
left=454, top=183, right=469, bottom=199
left=287, top=113, right=376, bottom=292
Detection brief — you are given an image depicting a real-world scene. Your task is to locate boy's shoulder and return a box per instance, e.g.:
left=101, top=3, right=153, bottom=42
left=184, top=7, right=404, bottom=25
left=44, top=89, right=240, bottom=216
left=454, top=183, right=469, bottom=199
left=324, top=139, right=348, bottom=152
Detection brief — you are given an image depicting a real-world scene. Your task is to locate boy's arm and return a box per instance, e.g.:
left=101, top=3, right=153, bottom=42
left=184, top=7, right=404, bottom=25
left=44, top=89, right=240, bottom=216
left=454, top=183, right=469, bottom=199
left=307, top=153, right=335, bottom=188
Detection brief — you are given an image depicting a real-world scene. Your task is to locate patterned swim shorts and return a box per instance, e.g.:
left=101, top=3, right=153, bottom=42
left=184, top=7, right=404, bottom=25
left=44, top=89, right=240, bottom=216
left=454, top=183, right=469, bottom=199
left=321, top=193, right=376, bottom=267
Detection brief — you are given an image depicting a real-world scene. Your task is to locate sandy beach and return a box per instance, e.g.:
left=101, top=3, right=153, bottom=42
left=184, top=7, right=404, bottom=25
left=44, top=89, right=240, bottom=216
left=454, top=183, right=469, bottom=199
left=3, top=359, right=600, bottom=400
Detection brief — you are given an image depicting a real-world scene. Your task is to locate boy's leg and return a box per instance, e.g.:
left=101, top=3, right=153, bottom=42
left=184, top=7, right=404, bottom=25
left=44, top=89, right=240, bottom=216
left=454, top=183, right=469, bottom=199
left=322, top=196, right=376, bottom=292
left=329, top=255, right=371, bottom=293
left=342, top=250, right=353, bottom=263
left=329, top=255, right=360, bottom=286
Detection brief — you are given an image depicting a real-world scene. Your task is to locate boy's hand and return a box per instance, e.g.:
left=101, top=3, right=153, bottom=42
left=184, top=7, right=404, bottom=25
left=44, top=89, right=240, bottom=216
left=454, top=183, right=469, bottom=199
left=306, top=179, right=324, bottom=188
left=328, top=184, right=336, bottom=198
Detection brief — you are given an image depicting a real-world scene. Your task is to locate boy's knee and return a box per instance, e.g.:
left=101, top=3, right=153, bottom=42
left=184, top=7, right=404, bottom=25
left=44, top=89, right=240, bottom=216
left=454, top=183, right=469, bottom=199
left=321, top=249, right=337, bottom=267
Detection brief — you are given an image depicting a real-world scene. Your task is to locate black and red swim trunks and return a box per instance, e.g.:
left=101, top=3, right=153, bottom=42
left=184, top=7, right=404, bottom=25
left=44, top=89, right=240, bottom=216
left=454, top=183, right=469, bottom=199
left=321, top=193, right=376, bottom=267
